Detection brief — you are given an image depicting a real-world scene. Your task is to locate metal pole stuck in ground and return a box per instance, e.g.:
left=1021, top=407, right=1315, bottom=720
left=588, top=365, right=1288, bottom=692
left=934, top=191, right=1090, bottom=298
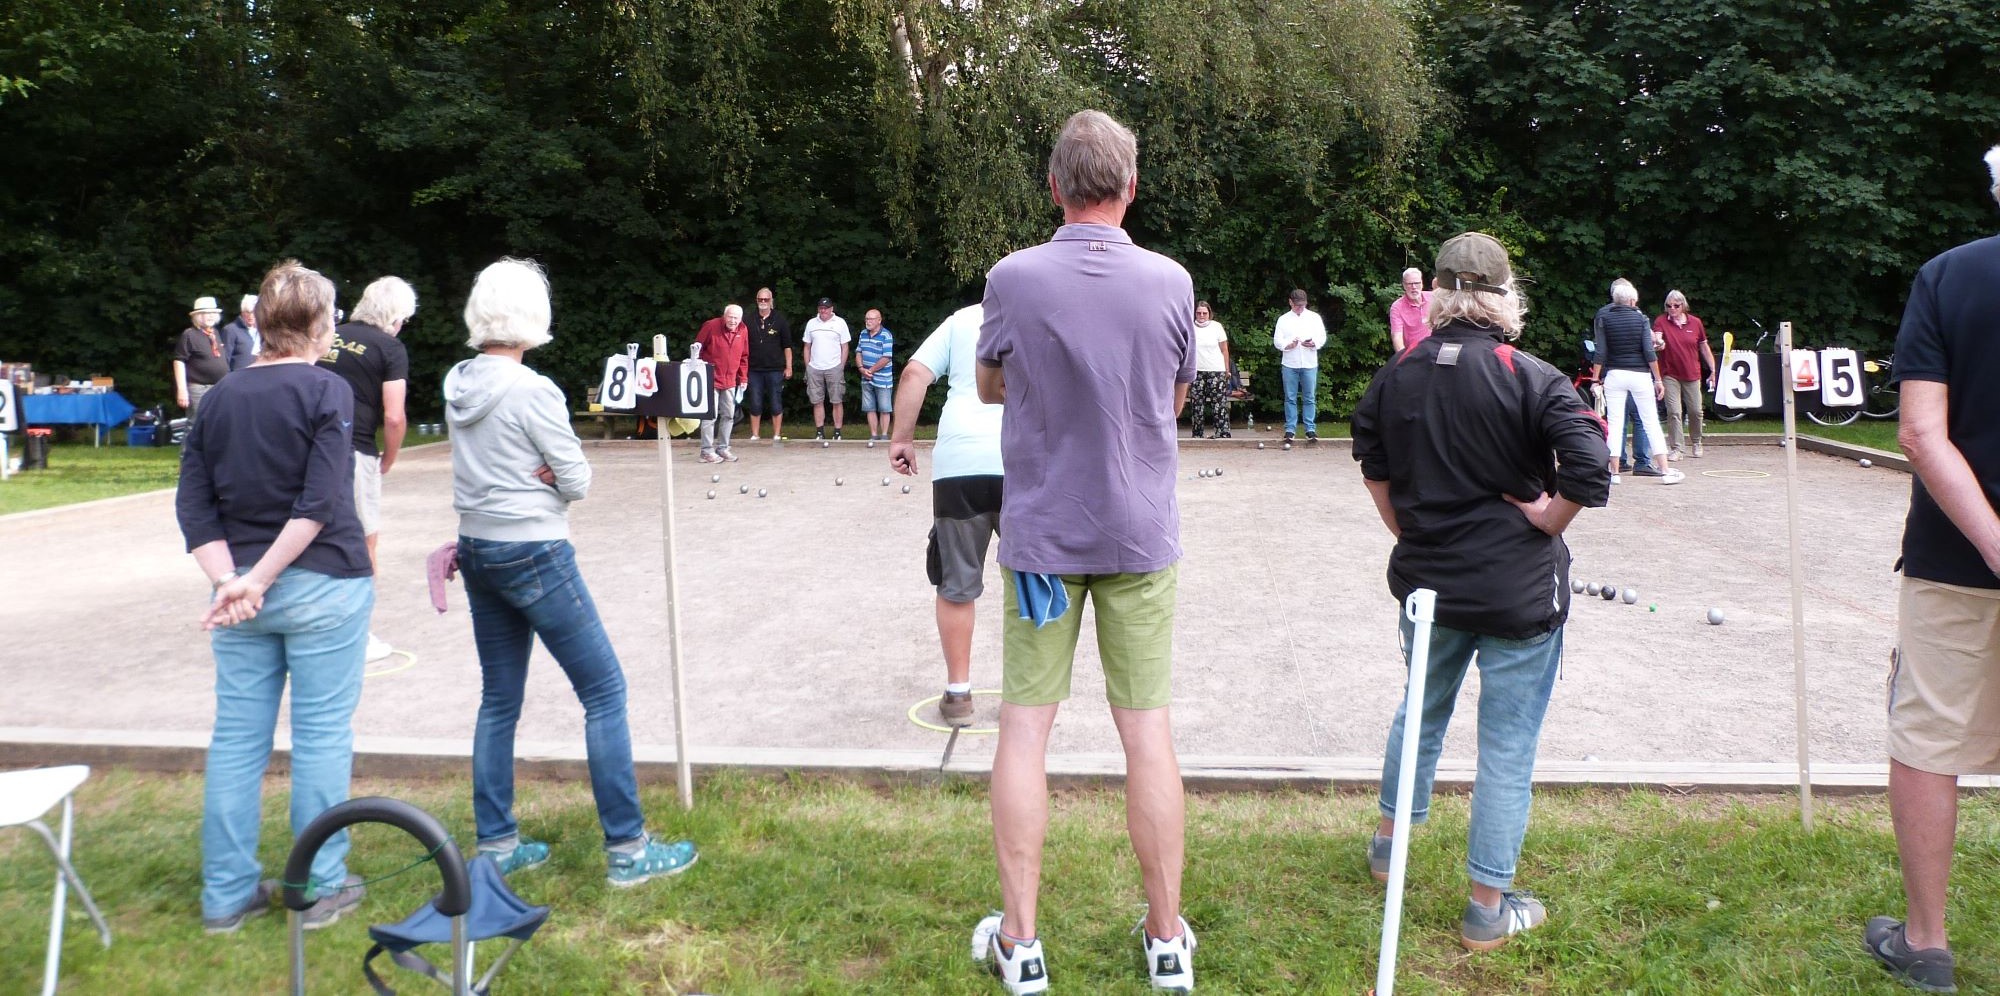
left=1778, top=320, right=1816, bottom=831
left=1374, top=587, right=1438, bottom=996
left=655, top=340, right=696, bottom=811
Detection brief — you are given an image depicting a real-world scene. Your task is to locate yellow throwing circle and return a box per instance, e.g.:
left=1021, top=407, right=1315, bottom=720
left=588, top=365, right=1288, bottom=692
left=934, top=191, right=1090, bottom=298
left=365, top=650, right=418, bottom=678
left=907, top=690, right=1003, bottom=735
left=1701, top=469, right=1772, bottom=479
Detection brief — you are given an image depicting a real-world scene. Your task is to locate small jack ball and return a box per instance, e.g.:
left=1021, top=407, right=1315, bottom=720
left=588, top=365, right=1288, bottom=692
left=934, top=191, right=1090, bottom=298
left=1601, top=587, right=1617, bottom=600
left=706, top=489, right=715, bottom=499
left=901, top=484, right=912, bottom=494
left=738, top=484, right=749, bottom=494
left=1859, top=458, right=1873, bottom=468
left=711, top=474, right=721, bottom=483
left=1707, top=607, right=1726, bottom=625
left=1586, top=582, right=1601, bottom=595
left=757, top=488, right=768, bottom=498
left=1622, top=588, right=1639, bottom=604
left=1649, top=604, right=1658, bottom=612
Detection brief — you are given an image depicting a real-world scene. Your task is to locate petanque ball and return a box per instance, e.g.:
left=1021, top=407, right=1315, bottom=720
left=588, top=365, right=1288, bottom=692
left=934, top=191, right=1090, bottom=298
left=882, top=476, right=891, bottom=486
left=757, top=488, right=768, bottom=498
left=1859, top=458, right=1873, bottom=468
left=867, top=440, right=876, bottom=448
left=901, top=484, right=912, bottom=494
left=1258, top=442, right=1266, bottom=450
left=1707, top=607, right=1725, bottom=625
left=1197, top=469, right=1208, bottom=478
left=1586, top=582, right=1601, bottom=595
left=706, top=490, right=715, bottom=500
left=1601, top=587, right=1617, bottom=600
left=1571, top=579, right=1584, bottom=594
left=1622, top=588, right=1639, bottom=604
left=711, top=474, right=720, bottom=483
left=738, top=484, right=749, bottom=494
left=1283, top=442, right=1292, bottom=451
left=836, top=478, right=844, bottom=486
left=822, top=440, right=830, bottom=448
left=1213, top=468, right=1223, bottom=477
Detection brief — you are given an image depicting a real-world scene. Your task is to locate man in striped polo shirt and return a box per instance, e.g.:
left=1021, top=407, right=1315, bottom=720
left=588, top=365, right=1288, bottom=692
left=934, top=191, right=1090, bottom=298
left=856, top=309, right=896, bottom=441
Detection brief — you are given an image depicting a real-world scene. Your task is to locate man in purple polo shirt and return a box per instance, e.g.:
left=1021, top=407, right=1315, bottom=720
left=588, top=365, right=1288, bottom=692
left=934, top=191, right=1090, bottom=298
left=971, top=109, right=1198, bottom=996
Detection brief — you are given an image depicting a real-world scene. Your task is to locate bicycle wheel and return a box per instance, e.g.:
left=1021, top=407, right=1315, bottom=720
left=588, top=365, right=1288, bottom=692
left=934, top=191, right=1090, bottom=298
left=1808, top=407, right=1861, bottom=427
left=1713, top=409, right=1749, bottom=423
left=1864, top=384, right=1899, bottom=420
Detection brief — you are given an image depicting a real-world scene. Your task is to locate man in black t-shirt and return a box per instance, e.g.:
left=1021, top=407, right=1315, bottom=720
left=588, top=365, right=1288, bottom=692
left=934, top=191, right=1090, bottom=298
left=743, top=286, right=793, bottom=441
left=1862, top=149, right=2000, bottom=995
left=319, top=276, right=415, bottom=663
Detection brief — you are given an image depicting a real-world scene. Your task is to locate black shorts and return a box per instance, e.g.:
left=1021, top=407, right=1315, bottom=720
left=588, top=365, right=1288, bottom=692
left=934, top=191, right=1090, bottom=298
left=745, top=369, right=785, bottom=417
left=926, top=475, right=1003, bottom=602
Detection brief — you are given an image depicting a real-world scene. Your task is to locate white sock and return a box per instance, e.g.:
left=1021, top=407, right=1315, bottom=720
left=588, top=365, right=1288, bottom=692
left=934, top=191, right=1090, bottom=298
left=946, top=682, right=971, bottom=695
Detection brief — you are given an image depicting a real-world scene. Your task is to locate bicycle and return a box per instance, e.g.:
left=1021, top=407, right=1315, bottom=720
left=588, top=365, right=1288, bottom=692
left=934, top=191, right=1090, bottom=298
left=1806, top=351, right=1896, bottom=426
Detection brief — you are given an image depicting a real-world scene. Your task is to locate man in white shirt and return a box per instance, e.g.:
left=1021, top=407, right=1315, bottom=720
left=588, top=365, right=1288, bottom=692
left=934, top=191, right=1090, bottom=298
left=1272, top=287, right=1327, bottom=441
left=802, top=297, right=852, bottom=439
left=888, top=302, right=1003, bottom=728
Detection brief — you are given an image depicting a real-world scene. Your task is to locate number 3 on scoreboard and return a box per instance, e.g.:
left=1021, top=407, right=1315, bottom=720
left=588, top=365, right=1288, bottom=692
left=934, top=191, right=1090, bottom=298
left=1715, top=351, right=1762, bottom=410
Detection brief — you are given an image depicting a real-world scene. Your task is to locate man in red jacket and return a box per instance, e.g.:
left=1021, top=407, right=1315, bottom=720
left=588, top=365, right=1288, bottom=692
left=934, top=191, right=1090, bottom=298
left=694, top=304, right=750, bottom=463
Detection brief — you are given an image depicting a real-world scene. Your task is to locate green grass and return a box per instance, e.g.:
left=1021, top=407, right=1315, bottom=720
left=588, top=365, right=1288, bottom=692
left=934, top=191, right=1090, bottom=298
left=3, top=770, right=1993, bottom=994
left=1705, top=417, right=1901, bottom=452
left=0, top=431, right=451, bottom=516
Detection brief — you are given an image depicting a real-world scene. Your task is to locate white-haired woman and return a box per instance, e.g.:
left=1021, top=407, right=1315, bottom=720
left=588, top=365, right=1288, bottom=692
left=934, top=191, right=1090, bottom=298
left=1651, top=290, right=1715, bottom=459
left=177, top=260, right=372, bottom=932
left=1592, top=278, right=1683, bottom=485
left=444, top=258, right=697, bottom=885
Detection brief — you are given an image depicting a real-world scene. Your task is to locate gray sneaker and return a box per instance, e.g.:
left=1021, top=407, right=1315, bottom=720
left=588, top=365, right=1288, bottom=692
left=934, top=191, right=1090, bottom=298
left=1461, top=891, right=1546, bottom=951
left=202, top=879, right=278, bottom=934
left=300, top=874, right=366, bottom=931
left=1368, top=834, right=1391, bottom=882
left=1865, top=917, right=1957, bottom=993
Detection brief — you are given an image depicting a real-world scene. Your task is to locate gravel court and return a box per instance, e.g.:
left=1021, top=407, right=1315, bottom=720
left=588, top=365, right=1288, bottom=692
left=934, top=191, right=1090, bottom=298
left=0, top=434, right=1906, bottom=770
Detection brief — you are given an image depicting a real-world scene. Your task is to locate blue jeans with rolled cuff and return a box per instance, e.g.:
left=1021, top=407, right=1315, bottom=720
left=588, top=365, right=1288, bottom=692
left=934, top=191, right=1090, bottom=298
left=1281, top=365, right=1318, bottom=434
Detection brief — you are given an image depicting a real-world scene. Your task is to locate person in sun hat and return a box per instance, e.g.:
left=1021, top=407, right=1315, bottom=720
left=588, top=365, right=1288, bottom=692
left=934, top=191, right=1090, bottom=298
left=1860, top=144, right=2000, bottom=996
left=1352, top=231, right=1610, bottom=953
left=174, top=295, right=230, bottom=421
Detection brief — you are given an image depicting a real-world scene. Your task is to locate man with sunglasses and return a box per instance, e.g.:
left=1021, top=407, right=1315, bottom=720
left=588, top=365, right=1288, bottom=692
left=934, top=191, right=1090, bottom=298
left=744, top=287, right=792, bottom=441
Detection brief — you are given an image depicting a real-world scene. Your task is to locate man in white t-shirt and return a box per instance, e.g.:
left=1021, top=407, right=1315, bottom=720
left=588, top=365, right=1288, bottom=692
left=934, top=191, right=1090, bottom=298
left=1189, top=299, right=1233, bottom=438
left=889, top=303, right=1003, bottom=727
left=1272, top=287, right=1327, bottom=442
left=802, top=297, right=852, bottom=439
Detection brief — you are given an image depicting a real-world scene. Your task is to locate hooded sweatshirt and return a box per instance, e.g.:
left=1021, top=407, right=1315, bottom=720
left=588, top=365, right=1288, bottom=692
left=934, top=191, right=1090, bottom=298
left=444, top=354, right=591, bottom=540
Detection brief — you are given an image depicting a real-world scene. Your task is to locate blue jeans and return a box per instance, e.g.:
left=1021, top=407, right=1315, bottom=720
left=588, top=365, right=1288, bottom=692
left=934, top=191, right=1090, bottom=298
left=203, top=568, right=372, bottom=918
left=457, top=537, right=646, bottom=847
left=860, top=382, right=894, bottom=413
left=1377, top=617, right=1564, bottom=889
left=1281, top=365, right=1318, bottom=434
left=1624, top=403, right=1651, bottom=468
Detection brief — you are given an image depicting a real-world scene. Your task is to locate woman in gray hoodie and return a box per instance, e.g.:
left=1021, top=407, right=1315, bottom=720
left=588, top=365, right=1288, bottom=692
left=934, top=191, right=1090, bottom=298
left=444, top=258, right=697, bottom=886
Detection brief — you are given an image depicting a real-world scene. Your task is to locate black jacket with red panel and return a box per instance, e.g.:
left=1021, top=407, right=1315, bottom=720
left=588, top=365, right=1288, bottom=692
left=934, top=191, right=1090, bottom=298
left=1352, top=320, right=1612, bottom=639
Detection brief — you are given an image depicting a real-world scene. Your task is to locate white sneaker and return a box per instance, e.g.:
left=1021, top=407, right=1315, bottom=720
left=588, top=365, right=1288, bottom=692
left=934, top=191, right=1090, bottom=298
left=365, top=634, right=394, bottom=662
left=1610, top=474, right=1623, bottom=485
left=1661, top=468, right=1686, bottom=485
left=1140, top=916, right=1196, bottom=992
left=1693, top=441, right=1704, bottom=458
left=1668, top=447, right=1683, bottom=461
left=972, top=913, right=1048, bottom=994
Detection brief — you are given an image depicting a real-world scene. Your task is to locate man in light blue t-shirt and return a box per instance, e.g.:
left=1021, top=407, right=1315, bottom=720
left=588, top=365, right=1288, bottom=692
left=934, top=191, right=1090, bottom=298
left=888, top=302, right=1001, bottom=728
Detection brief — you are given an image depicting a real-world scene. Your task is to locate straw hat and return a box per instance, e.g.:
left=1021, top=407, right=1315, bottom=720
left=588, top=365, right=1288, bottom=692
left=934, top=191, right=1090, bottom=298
left=189, top=296, right=223, bottom=317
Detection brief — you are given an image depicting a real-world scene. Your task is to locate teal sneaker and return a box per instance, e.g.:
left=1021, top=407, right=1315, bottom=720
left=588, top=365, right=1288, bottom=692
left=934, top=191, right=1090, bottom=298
left=606, top=836, right=698, bottom=888
left=479, top=837, right=551, bottom=877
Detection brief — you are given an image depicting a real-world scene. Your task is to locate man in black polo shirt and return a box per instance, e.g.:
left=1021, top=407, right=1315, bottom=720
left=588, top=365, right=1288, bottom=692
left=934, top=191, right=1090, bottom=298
left=743, top=286, right=792, bottom=441
left=319, top=275, right=414, bottom=663
left=1351, top=232, right=1609, bottom=953
left=1861, top=148, right=2000, bottom=995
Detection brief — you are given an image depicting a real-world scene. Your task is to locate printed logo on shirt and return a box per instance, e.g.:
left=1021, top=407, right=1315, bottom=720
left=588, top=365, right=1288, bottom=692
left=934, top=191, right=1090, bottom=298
left=319, top=335, right=370, bottom=364
left=1436, top=342, right=1462, bottom=366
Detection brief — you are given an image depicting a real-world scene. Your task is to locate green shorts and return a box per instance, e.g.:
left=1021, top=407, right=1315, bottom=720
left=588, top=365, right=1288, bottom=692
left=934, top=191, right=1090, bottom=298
left=1000, top=565, right=1178, bottom=710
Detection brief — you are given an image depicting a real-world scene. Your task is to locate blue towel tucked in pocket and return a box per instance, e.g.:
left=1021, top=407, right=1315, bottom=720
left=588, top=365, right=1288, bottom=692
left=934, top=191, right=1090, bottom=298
left=1013, top=572, right=1071, bottom=628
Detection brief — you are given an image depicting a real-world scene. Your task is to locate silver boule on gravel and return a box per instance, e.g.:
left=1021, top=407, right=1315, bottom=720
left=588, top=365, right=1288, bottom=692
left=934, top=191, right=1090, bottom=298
left=835, top=478, right=844, bottom=486
left=1622, top=588, right=1639, bottom=604
left=706, top=489, right=715, bottom=499
left=901, top=484, right=912, bottom=494
left=1586, top=582, right=1601, bottom=595
left=1601, top=586, right=1617, bottom=600
left=1707, top=607, right=1726, bottom=625
left=1859, top=458, right=1873, bottom=468
left=738, top=484, right=749, bottom=494
left=881, top=476, right=891, bottom=486
left=1571, top=579, right=1583, bottom=594
left=1213, top=468, right=1223, bottom=477
left=711, top=473, right=720, bottom=483
left=757, top=488, right=768, bottom=498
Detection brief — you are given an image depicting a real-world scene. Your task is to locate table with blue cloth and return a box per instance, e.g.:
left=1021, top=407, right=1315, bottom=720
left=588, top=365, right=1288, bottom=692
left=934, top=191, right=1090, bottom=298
left=22, top=392, right=138, bottom=446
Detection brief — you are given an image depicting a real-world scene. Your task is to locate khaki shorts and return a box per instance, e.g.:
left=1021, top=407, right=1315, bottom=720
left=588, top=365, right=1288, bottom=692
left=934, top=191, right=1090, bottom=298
left=1889, top=576, right=2000, bottom=775
left=1001, top=565, right=1177, bottom=710
left=353, top=451, right=382, bottom=535
left=806, top=366, right=845, bottom=405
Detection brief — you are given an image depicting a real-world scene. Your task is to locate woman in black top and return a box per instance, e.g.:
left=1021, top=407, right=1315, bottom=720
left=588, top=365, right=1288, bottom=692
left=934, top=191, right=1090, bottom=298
left=175, top=260, right=376, bottom=933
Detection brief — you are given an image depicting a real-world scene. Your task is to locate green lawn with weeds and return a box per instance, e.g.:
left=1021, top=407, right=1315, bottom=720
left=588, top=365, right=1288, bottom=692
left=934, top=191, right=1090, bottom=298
left=3, top=770, right=1994, bottom=993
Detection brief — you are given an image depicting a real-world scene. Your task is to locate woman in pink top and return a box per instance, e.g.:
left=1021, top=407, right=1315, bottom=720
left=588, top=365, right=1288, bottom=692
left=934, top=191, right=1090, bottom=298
left=1652, top=289, right=1716, bottom=459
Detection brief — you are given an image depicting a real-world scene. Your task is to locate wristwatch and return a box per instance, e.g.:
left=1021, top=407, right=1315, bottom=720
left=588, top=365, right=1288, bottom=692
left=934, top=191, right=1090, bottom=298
left=213, top=570, right=241, bottom=590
